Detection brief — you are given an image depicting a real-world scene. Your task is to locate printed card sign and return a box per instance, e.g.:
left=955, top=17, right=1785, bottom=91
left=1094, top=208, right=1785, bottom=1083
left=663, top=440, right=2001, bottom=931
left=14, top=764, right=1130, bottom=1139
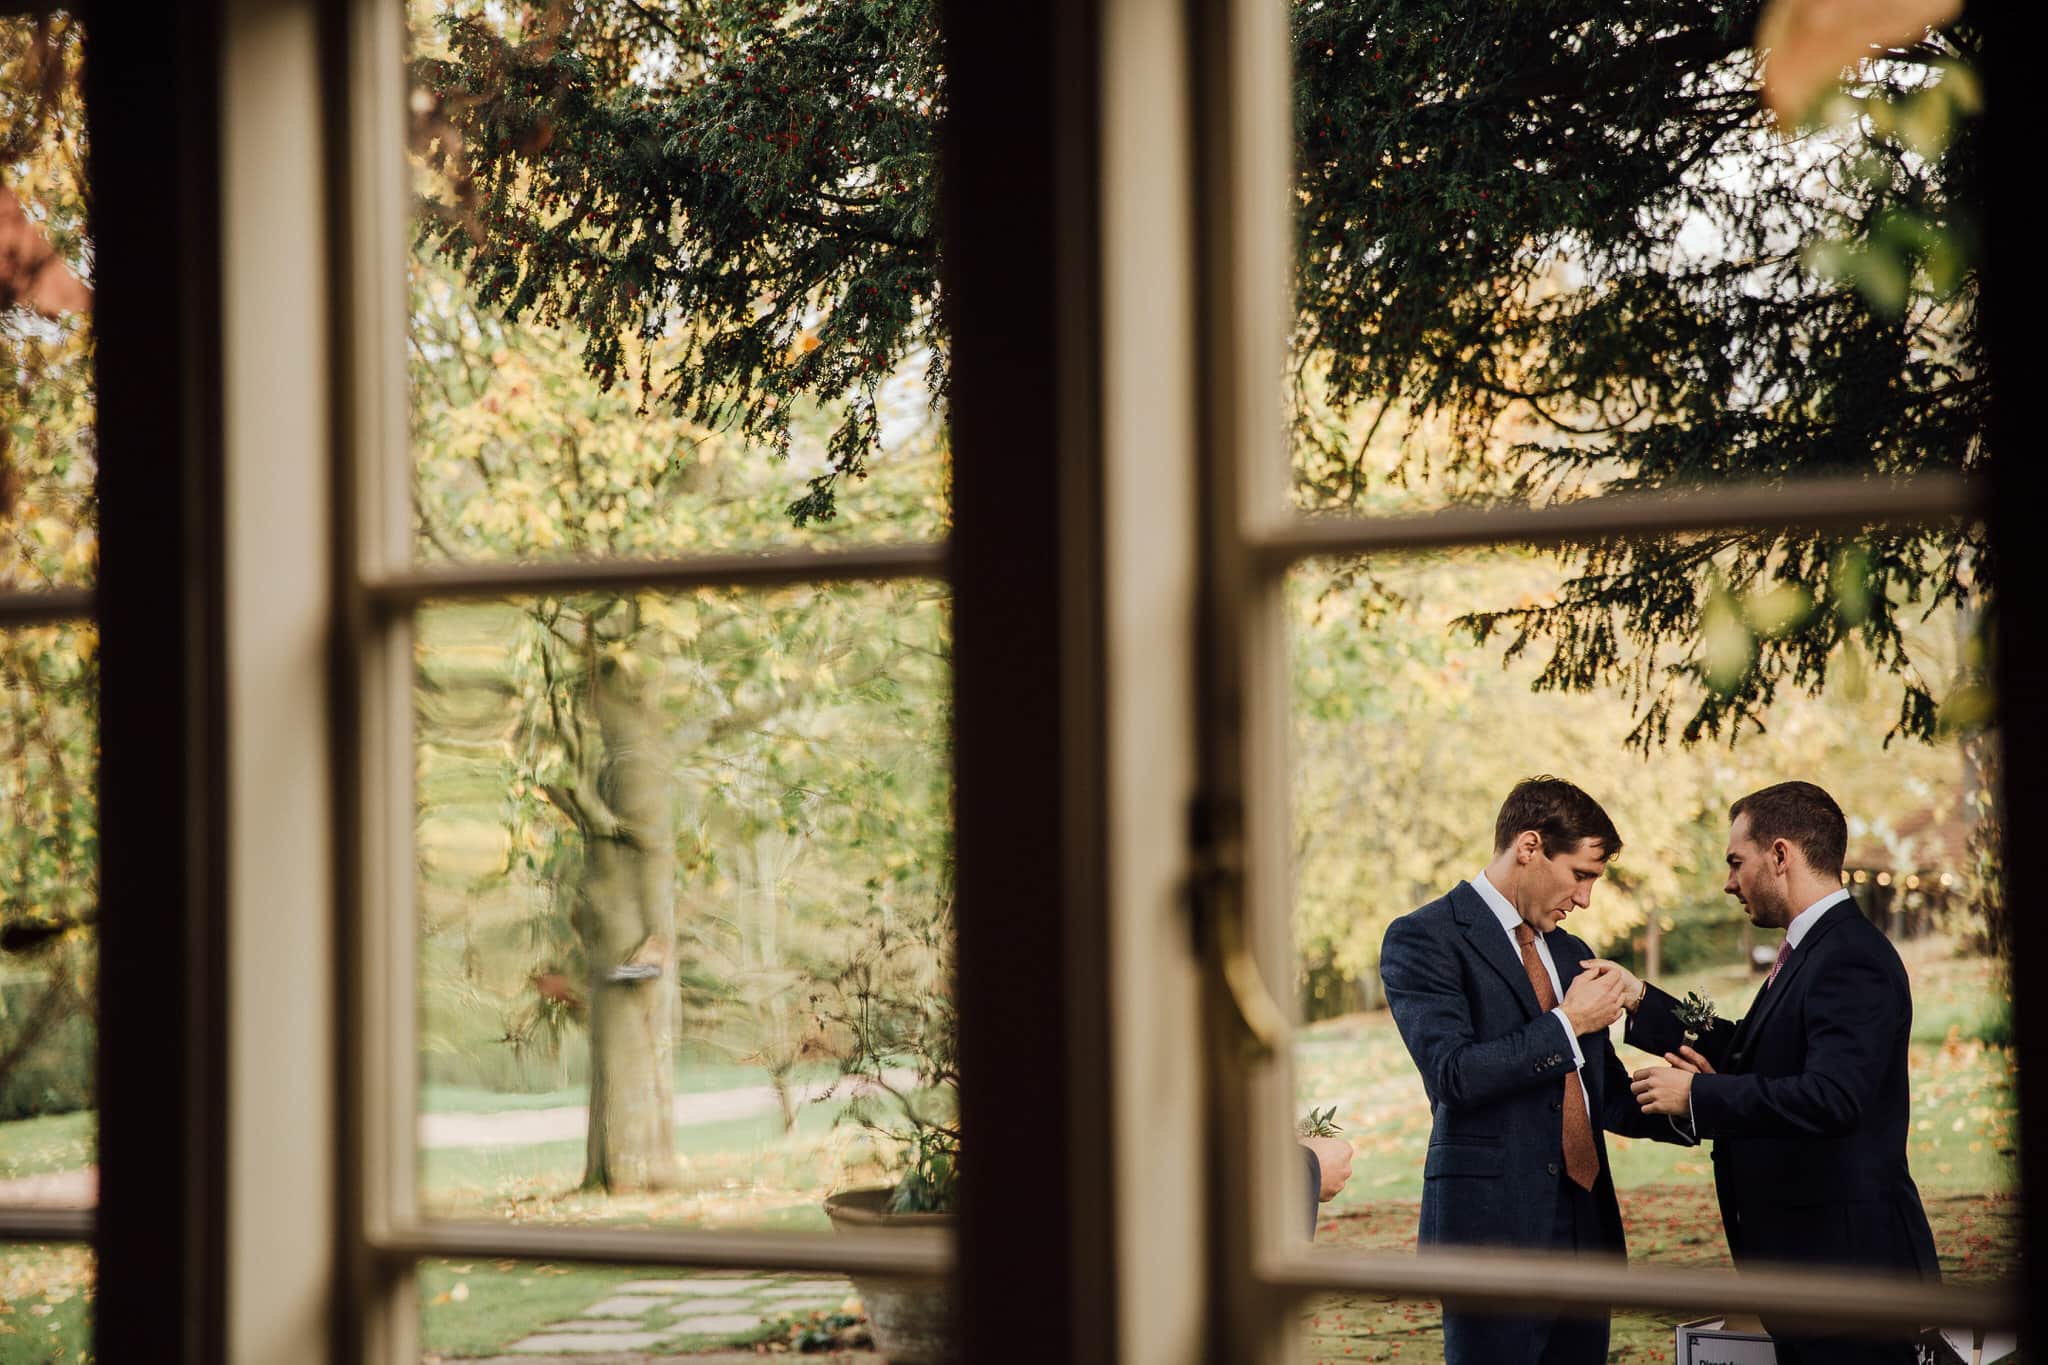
left=1675, top=1319, right=1778, bottom=1365
left=1925, top=1327, right=2018, bottom=1364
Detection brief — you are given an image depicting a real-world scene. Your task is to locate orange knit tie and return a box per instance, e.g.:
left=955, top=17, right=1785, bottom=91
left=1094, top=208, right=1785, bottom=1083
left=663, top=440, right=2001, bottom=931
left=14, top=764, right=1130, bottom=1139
left=1517, top=922, right=1598, bottom=1191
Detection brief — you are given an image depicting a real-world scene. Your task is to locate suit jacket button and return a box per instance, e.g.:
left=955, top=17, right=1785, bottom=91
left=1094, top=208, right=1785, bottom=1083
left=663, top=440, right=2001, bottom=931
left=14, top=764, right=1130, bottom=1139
left=1546, top=1161, right=1559, bottom=1176
left=1551, top=1097, right=1562, bottom=1111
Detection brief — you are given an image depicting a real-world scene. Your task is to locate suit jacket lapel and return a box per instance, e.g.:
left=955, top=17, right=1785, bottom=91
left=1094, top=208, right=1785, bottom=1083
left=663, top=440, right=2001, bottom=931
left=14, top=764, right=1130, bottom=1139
left=1452, top=881, right=1542, bottom=1021
left=1733, top=902, right=1851, bottom=1059
left=1729, top=974, right=1773, bottom=1058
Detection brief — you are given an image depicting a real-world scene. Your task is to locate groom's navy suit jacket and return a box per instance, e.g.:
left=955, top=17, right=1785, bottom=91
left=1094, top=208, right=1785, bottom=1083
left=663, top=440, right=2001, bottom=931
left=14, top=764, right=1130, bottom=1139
left=1381, top=882, right=1681, bottom=1261
left=1626, top=900, right=1938, bottom=1282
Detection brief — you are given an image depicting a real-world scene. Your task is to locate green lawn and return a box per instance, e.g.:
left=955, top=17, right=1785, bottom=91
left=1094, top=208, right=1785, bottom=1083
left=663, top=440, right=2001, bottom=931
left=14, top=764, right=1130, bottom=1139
left=0, top=1110, right=94, bottom=1181
left=419, top=1093, right=872, bottom=1233
left=0, top=1244, right=93, bottom=1365
left=418, top=1259, right=647, bottom=1357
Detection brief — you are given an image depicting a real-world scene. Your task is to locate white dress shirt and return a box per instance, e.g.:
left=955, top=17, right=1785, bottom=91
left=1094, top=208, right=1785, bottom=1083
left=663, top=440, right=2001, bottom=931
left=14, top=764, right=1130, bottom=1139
left=1473, top=870, right=1593, bottom=1122
left=1785, top=887, right=1852, bottom=950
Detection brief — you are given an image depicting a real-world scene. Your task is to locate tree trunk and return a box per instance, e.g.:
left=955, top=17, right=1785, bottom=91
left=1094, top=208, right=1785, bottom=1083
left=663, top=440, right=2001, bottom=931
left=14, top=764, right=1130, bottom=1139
left=579, top=661, right=681, bottom=1192
left=770, top=1066, right=798, bottom=1135
left=1644, top=912, right=1662, bottom=983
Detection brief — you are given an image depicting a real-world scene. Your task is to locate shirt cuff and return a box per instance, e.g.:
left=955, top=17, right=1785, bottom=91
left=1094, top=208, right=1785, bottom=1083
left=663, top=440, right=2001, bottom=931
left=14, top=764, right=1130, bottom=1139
left=1665, top=1089, right=1700, bottom=1143
left=1551, top=1006, right=1585, bottom=1067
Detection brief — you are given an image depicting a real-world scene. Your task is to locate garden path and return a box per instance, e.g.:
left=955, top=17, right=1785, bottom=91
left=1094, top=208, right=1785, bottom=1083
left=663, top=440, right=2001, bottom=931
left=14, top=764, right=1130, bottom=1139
left=420, top=1069, right=920, bottom=1150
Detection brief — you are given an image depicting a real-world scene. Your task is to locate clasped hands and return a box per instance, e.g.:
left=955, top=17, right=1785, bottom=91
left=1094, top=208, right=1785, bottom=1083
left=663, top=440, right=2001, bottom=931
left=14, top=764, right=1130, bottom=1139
left=1560, top=957, right=1638, bottom=1035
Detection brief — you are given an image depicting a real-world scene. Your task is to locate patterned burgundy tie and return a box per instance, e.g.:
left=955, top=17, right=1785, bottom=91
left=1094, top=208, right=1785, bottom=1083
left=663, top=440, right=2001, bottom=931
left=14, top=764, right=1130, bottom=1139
left=1765, top=938, right=1793, bottom=989
left=1515, top=922, right=1598, bottom=1191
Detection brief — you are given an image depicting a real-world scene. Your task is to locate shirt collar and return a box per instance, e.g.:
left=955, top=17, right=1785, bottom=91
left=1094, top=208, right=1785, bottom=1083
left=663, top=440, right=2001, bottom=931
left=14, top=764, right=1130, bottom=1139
left=1785, top=886, right=1853, bottom=950
left=1472, top=870, right=1527, bottom=939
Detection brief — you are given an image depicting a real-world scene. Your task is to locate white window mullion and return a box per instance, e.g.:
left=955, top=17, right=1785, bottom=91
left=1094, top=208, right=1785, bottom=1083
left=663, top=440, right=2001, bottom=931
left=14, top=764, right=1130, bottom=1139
left=332, top=0, right=421, bottom=1353
left=1097, top=0, right=1209, bottom=1360
left=220, top=1, right=338, bottom=1360
left=1184, top=0, right=1304, bottom=1358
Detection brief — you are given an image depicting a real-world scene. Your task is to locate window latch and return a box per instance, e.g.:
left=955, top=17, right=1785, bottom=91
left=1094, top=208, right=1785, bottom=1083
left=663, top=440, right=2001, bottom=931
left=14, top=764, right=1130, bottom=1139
left=1189, top=805, right=1288, bottom=1061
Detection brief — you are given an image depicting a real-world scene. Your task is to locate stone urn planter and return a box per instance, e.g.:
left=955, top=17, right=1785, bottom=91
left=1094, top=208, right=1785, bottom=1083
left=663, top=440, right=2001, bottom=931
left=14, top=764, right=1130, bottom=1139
left=823, top=1187, right=956, bottom=1364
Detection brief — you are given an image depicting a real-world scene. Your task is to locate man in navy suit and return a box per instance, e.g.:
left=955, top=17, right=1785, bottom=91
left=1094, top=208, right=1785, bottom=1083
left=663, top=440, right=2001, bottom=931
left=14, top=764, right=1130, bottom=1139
left=1380, top=777, right=1692, bottom=1365
left=1623, top=781, right=1938, bottom=1364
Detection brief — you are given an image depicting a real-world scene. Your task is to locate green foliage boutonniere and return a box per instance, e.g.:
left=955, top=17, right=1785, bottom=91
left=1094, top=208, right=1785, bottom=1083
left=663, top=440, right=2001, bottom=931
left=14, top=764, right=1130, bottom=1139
left=1675, top=990, right=1719, bottom=1045
left=1297, top=1105, right=1343, bottom=1138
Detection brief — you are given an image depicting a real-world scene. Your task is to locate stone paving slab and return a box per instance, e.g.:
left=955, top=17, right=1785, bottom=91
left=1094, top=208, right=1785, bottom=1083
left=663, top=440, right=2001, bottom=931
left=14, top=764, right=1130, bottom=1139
left=652, top=1355, right=871, bottom=1364
left=466, top=1353, right=875, bottom=1364
left=508, top=1331, right=672, bottom=1353
left=667, top=1312, right=765, bottom=1335
left=582, top=1294, right=675, bottom=1317
left=491, top=1271, right=871, bottom=1360
left=657, top=1296, right=752, bottom=1313
left=619, top=1277, right=769, bottom=1295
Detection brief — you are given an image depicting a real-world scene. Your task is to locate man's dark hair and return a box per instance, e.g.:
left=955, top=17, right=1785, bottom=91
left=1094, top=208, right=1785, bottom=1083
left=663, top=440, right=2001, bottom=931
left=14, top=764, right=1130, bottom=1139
left=1493, top=777, right=1623, bottom=860
left=1729, top=781, right=1848, bottom=878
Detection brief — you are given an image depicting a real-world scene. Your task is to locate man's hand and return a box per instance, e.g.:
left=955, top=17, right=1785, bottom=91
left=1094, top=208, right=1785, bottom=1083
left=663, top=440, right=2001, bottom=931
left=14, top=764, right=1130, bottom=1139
left=1561, top=965, right=1628, bottom=1036
left=1579, top=958, right=1645, bottom=1014
left=1301, top=1135, right=1354, bottom=1201
left=1663, top=1045, right=1715, bottom=1075
left=1630, top=1064, right=1694, bottom=1116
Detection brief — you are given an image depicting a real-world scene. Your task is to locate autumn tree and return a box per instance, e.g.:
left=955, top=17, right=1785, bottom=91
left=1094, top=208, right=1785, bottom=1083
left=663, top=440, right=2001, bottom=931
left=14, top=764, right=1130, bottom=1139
left=415, top=0, right=1983, bottom=753
left=1295, top=2, right=1984, bottom=748
left=413, top=0, right=939, bottom=529
left=408, top=254, right=949, bottom=1191
left=0, top=13, right=97, bottom=1121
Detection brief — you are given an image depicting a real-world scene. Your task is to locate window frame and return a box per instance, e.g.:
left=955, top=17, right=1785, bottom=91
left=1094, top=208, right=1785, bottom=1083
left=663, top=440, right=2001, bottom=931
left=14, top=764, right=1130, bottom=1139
left=328, top=7, right=961, bottom=1361
left=1187, top=0, right=2029, bottom=1358
left=326, top=0, right=1127, bottom=1360
left=74, top=3, right=230, bottom=1358
left=6, top=0, right=2035, bottom=1360
left=8, top=0, right=1141, bottom=1358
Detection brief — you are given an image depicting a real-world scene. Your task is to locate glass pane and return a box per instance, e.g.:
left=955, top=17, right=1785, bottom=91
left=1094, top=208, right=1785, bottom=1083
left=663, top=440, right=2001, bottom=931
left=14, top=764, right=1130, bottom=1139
left=1286, top=4, right=1981, bottom=520
left=417, top=1257, right=908, bottom=1361
left=405, top=2, right=947, bottom=564
left=1283, top=534, right=2014, bottom=1300
left=0, top=622, right=97, bottom=1212
left=2, top=13, right=96, bottom=590
left=0, top=1243, right=93, bottom=1362
left=414, top=582, right=952, bottom=1235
